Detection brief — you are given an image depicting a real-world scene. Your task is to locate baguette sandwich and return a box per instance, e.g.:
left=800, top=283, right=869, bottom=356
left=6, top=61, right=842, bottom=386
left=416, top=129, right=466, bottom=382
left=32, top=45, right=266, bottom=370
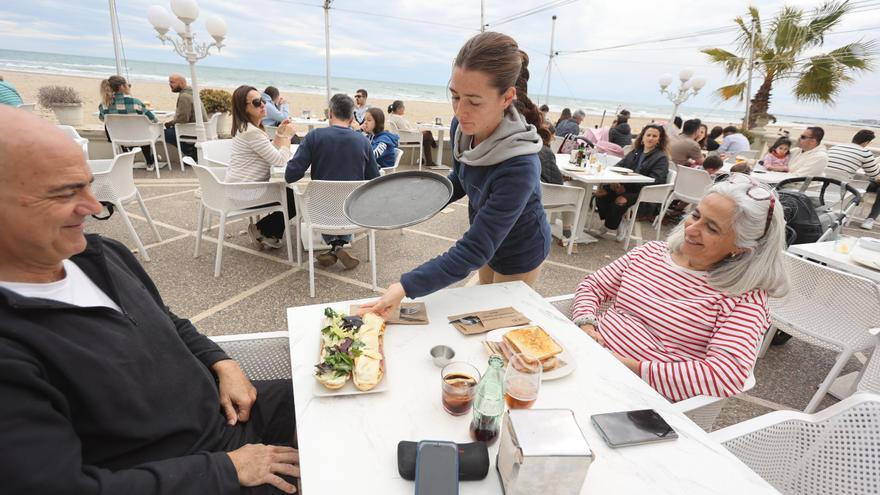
left=314, top=308, right=386, bottom=391
left=352, top=313, right=386, bottom=391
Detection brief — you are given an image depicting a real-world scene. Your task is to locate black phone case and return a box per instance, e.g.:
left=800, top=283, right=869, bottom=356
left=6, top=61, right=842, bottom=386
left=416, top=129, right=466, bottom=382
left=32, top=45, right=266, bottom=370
left=398, top=441, right=489, bottom=481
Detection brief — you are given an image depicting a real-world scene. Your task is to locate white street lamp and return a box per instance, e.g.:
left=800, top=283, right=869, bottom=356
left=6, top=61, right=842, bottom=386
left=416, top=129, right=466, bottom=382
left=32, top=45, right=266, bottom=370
left=147, top=0, right=226, bottom=142
left=658, top=68, right=705, bottom=123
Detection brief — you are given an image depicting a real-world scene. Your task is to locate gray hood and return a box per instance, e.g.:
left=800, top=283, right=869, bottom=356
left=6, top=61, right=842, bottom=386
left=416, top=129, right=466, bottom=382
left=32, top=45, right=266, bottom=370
left=452, top=106, right=542, bottom=167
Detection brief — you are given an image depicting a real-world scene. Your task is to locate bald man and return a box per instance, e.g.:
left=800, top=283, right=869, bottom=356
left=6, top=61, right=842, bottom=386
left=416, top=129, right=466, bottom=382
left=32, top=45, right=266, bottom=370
left=0, top=106, right=300, bottom=494
left=164, top=74, right=208, bottom=162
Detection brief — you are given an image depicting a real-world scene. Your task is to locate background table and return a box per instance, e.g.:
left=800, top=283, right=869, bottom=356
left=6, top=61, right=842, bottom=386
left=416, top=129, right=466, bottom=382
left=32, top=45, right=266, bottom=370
left=554, top=154, right=654, bottom=244
left=287, top=282, right=777, bottom=494
left=417, top=123, right=451, bottom=169
left=788, top=240, right=880, bottom=283
left=290, top=117, right=329, bottom=133
left=721, top=163, right=795, bottom=185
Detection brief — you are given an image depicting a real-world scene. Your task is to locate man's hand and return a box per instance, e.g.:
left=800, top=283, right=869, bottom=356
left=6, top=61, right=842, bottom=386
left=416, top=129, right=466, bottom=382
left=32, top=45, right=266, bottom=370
left=164, top=121, right=173, bottom=129
left=228, top=444, right=299, bottom=494
left=579, top=324, right=606, bottom=347
left=213, top=360, right=257, bottom=425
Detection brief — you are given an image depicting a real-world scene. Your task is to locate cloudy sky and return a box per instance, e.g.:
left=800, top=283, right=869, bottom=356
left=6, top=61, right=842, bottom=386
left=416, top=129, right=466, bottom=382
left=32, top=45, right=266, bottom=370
left=2, top=0, right=879, bottom=119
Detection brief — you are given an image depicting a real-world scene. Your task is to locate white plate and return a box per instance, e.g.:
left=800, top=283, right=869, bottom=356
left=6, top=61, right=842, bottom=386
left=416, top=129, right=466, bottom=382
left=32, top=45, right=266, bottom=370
left=609, top=166, right=633, bottom=174
left=484, top=327, right=577, bottom=381
left=561, top=164, right=588, bottom=173
left=312, top=372, right=389, bottom=397
left=850, top=245, right=880, bottom=271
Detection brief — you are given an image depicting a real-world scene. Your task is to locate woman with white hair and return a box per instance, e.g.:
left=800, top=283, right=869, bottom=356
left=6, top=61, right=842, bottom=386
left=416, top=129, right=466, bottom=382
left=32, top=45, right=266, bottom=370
left=571, top=174, right=789, bottom=401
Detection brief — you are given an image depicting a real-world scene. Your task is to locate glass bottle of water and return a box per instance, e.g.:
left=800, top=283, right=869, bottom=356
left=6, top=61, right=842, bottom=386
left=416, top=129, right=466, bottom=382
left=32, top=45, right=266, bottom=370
left=469, top=355, right=505, bottom=445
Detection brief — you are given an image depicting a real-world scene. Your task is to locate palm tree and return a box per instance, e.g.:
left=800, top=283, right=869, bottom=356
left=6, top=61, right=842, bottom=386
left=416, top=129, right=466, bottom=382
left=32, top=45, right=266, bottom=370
left=702, top=1, right=876, bottom=129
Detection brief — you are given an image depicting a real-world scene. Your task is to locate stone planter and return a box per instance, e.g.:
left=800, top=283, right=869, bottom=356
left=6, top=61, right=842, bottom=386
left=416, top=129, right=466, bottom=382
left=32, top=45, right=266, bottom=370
left=216, top=112, right=231, bottom=138
left=51, top=103, right=83, bottom=126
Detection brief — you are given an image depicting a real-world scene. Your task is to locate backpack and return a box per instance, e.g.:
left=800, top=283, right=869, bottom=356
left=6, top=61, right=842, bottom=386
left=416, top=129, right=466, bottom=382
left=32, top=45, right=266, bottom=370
left=777, top=189, right=827, bottom=246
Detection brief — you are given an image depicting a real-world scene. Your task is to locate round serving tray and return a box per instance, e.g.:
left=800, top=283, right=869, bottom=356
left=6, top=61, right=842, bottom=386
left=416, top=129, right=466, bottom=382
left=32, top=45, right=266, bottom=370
left=344, top=171, right=454, bottom=230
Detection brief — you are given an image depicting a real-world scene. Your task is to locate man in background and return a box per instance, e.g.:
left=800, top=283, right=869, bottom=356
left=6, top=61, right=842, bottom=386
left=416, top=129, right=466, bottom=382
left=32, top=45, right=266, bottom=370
left=164, top=74, right=207, bottom=162
left=788, top=126, right=828, bottom=177
left=718, top=125, right=751, bottom=154
left=555, top=109, right=584, bottom=137
left=669, top=118, right=705, bottom=167
left=353, top=88, right=371, bottom=129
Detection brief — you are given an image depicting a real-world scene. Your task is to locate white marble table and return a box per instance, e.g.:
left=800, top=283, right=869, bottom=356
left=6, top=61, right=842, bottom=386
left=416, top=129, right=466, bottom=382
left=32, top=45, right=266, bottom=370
left=286, top=282, right=777, bottom=494
left=554, top=153, right=653, bottom=244
left=788, top=240, right=880, bottom=283
left=721, top=163, right=795, bottom=185
left=290, top=117, right=329, bottom=133
left=417, top=123, right=451, bottom=169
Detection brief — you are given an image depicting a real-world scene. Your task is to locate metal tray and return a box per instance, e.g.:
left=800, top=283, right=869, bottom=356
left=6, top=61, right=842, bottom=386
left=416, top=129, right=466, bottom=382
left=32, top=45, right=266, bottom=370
left=344, top=171, right=454, bottom=230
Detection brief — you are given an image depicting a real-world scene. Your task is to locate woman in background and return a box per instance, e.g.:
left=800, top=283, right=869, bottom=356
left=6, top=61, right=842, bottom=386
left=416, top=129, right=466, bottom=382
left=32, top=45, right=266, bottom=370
left=706, top=126, right=724, bottom=152
left=386, top=100, right=440, bottom=167
left=696, top=123, right=709, bottom=149
left=98, top=75, right=158, bottom=169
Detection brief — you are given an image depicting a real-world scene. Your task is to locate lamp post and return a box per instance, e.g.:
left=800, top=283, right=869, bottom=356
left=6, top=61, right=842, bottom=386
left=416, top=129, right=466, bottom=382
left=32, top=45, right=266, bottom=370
left=147, top=0, right=227, bottom=142
left=658, top=68, right=706, bottom=123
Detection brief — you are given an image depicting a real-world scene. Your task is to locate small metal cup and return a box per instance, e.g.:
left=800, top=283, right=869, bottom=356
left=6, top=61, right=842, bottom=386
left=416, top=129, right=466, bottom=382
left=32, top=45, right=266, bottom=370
left=430, top=345, right=455, bottom=367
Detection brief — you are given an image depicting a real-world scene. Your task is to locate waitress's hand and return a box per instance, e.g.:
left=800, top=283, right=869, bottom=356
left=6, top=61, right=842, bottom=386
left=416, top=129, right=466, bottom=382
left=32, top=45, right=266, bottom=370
left=358, top=282, right=406, bottom=319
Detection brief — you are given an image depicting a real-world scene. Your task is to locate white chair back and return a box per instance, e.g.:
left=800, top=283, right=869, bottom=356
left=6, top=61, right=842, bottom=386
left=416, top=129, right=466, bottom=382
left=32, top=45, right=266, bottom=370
left=297, top=180, right=369, bottom=230
left=397, top=130, right=421, bottom=145
left=551, top=135, right=566, bottom=153
left=57, top=124, right=89, bottom=158
left=671, top=166, right=713, bottom=203
left=16, top=103, right=35, bottom=112
left=541, top=183, right=586, bottom=255
left=198, top=139, right=233, bottom=167
left=206, top=112, right=221, bottom=140
left=381, top=149, right=404, bottom=176
left=104, top=114, right=160, bottom=145
left=91, top=149, right=139, bottom=203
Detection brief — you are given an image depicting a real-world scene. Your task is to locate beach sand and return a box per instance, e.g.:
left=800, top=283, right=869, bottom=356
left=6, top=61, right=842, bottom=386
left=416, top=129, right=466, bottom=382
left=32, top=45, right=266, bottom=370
left=4, top=70, right=864, bottom=145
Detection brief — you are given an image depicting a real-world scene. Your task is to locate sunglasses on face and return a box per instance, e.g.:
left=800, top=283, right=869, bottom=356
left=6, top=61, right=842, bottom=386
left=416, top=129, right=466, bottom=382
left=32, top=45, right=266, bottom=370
left=355, top=95, right=364, bottom=99
left=799, top=134, right=813, bottom=140
left=251, top=98, right=264, bottom=108
left=726, top=173, right=776, bottom=240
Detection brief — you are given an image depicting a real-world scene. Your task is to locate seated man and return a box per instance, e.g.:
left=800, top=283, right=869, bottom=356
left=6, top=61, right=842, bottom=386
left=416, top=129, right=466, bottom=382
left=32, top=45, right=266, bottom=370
left=717, top=126, right=751, bottom=154
left=164, top=74, right=207, bottom=162
left=555, top=109, right=584, bottom=137
left=788, top=126, right=828, bottom=177
left=286, top=93, right=380, bottom=270
left=669, top=118, right=705, bottom=167
left=573, top=175, right=790, bottom=402
left=0, top=106, right=299, bottom=495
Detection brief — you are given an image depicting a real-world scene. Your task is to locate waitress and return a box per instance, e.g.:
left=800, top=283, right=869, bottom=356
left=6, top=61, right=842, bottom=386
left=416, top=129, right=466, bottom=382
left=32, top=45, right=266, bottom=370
left=361, top=31, right=552, bottom=316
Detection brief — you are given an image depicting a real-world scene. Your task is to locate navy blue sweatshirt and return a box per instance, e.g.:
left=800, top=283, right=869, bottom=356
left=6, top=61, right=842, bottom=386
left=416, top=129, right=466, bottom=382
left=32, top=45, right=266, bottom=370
left=0, top=235, right=239, bottom=494
left=285, top=124, right=380, bottom=182
left=401, top=119, right=551, bottom=298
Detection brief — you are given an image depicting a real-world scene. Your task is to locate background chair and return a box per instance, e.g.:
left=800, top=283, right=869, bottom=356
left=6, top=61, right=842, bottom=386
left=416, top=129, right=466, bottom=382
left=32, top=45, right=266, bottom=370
left=104, top=114, right=169, bottom=179
left=57, top=124, right=89, bottom=159
left=657, top=165, right=713, bottom=221
left=210, top=331, right=291, bottom=380
left=291, top=180, right=377, bottom=297
left=396, top=130, right=423, bottom=169
left=545, top=294, right=756, bottom=430
left=174, top=112, right=221, bottom=171
left=711, top=392, right=880, bottom=495
left=380, top=149, right=404, bottom=177
left=88, top=148, right=162, bottom=262
left=189, top=159, right=295, bottom=277
left=197, top=139, right=234, bottom=167
left=760, top=253, right=880, bottom=412
left=541, top=183, right=585, bottom=255
left=620, top=168, right=676, bottom=250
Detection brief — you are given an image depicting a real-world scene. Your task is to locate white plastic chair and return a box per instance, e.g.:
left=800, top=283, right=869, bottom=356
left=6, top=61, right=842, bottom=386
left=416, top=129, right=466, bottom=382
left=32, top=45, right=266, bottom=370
left=380, top=149, right=404, bottom=177
left=104, top=114, right=169, bottom=179
left=188, top=159, right=295, bottom=277
left=174, top=112, right=221, bottom=171
left=291, top=180, right=377, bottom=297
left=57, top=125, right=89, bottom=159
left=396, top=130, right=423, bottom=169
left=197, top=139, right=234, bottom=168
left=541, top=183, right=585, bottom=255
left=857, top=329, right=880, bottom=394
left=88, top=149, right=162, bottom=262
left=657, top=165, right=713, bottom=221
left=551, top=136, right=567, bottom=153
left=620, top=168, right=676, bottom=250
left=760, top=253, right=880, bottom=412
left=544, top=294, right=754, bottom=430
left=711, top=392, right=880, bottom=495
left=16, top=103, right=35, bottom=112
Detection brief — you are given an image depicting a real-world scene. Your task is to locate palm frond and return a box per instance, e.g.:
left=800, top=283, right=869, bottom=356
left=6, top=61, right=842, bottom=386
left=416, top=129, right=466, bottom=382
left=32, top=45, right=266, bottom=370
left=702, top=48, right=746, bottom=77
left=771, top=5, right=807, bottom=52
left=804, top=1, right=850, bottom=46
left=715, top=82, right=748, bottom=103
left=795, top=55, right=850, bottom=104
left=824, top=40, right=878, bottom=71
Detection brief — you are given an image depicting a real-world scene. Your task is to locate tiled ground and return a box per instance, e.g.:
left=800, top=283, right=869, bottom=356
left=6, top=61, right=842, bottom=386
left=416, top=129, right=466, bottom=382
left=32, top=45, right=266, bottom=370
left=83, top=162, right=877, bottom=432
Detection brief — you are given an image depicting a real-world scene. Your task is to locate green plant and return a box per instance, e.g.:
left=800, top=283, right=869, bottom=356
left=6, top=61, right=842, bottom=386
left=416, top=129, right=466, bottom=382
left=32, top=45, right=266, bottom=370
left=702, top=1, right=877, bottom=129
left=200, top=88, right=232, bottom=114
left=37, top=85, right=82, bottom=107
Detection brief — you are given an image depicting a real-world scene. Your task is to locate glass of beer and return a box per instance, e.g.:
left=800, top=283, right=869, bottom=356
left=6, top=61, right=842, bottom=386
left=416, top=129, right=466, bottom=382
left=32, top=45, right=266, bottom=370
left=503, top=353, right=542, bottom=409
left=441, top=362, right=480, bottom=416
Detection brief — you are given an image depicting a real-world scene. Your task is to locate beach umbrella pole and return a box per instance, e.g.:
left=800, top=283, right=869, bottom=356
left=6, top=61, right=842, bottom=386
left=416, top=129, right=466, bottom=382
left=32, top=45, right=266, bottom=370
left=324, top=0, right=332, bottom=106
left=108, top=0, right=124, bottom=76
left=544, top=15, right=557, bottom=106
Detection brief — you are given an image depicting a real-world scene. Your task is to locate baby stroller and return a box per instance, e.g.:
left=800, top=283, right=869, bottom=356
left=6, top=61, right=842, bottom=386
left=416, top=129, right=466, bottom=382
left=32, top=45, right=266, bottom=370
left=775, top=176, right=862, bottom=245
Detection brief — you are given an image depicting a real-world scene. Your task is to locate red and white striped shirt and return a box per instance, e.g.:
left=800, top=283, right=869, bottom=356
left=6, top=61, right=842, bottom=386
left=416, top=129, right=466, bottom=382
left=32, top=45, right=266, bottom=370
left=572, top=241, right=768, bottom=402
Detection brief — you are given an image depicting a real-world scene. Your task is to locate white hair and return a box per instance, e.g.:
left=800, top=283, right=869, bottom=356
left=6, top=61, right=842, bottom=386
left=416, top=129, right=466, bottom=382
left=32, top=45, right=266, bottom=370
left=573, top=109, right=586, bottom=119
left=667, top=176, right=790, bottom=298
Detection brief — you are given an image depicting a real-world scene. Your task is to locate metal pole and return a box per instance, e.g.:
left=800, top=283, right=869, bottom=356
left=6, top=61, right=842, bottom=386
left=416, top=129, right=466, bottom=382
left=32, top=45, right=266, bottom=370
left=743, top=16, right=758, bottom=129
left=108, top=0, right=124, bottom=76
left=544, top=15, right=557, bottom=106
left=183, top=23, right=206, bottom=141
left=481, top=0, right=485, bottom=32
left=324, top=0, right=332, bottom=105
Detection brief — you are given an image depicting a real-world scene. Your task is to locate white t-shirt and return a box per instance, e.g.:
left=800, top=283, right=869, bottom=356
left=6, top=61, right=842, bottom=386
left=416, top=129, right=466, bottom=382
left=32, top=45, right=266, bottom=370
left=0, top=260, right=121, bottom=312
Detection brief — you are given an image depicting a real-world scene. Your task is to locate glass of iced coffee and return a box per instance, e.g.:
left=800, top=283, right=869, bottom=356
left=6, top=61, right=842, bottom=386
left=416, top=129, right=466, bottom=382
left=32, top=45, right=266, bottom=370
left=441, top=362, right=480, bottom=416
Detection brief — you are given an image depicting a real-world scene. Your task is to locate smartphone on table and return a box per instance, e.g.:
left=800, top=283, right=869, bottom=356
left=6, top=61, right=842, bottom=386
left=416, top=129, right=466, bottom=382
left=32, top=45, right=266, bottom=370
left=414, top=440, right=459, bottom=495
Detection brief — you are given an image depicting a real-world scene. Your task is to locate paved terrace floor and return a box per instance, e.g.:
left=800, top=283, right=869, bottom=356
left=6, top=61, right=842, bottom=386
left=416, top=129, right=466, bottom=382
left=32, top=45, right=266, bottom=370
left=84, top=163, right=879, bottom=431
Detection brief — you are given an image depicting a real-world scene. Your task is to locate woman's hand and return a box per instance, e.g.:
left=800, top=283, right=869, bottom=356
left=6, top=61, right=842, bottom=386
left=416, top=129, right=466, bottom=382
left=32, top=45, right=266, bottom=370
left=579, top=324, right=606, bottom=347
left=275, top=119, right=294, bottom=140
left=358, top=282, right=406, bottom=319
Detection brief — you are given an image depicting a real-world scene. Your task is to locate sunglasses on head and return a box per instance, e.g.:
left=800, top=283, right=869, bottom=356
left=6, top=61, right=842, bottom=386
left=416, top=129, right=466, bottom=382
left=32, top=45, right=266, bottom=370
left=726, top=173, right=776, bottom=240
left=251, top=98, right=264, bottom=108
